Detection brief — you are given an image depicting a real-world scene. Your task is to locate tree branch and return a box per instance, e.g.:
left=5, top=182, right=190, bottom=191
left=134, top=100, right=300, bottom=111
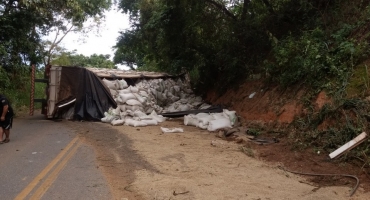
left=241, top=0, right=251, bottom=21
left=46, top=23, right=75, bottom=65
left=204, top=0, right=237, bottom=21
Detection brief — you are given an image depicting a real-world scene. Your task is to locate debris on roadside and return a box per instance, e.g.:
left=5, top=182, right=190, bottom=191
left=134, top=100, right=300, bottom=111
left=211, top=140, right=224, bottom=147
left=173, top=190, right=189, bottom=196
left=160, top=127, right=184, bottom=133
left=225, top=128, right=240, bottom=137
left=249, top=92, right=256, bottom=98
left=217, top=130, right=226, bottom=138
left=183, top=109, right=238, bottom=131
left=329, top=132, right=367, bottom=159
left=249, top=137, right=279, bottom=145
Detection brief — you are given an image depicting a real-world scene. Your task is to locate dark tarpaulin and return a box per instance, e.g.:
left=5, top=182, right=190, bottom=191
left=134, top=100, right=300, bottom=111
left=160, top=105, right=223, bottom=118
left=56, top=67, right=117, bottom=121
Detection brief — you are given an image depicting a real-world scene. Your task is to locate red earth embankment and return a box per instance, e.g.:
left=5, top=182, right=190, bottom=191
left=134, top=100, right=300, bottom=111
left=206, top=79, right=331, bottom=125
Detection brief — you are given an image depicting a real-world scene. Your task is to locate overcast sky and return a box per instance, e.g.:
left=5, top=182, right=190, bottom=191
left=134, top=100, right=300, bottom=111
left=52, top=7, right=131, bottom=69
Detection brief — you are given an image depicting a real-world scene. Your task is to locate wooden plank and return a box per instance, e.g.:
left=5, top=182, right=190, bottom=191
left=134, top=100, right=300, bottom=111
left=329, top=132, right=368, bottom=159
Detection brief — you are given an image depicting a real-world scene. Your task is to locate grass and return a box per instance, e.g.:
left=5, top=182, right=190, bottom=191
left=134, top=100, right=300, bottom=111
left=4, top=71, right=46, bottom=116
left=346, top=63, right=370, bottom=98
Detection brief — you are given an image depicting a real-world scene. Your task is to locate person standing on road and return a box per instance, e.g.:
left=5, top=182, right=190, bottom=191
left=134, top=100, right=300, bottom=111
left=0, top=94, right=13, bottom=144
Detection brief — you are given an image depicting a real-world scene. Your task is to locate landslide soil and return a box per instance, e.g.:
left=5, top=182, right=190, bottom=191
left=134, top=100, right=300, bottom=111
left=64, top=79, right=370, bottom=200
left=68, top=119, right=369, bottom=200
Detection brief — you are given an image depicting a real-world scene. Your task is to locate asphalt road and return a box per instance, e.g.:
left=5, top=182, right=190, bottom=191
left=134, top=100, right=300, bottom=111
left=0, top=114, right=112, bottom=200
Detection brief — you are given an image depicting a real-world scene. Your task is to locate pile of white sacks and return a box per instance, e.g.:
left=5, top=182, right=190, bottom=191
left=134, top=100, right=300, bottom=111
left=184, top=110, right=237, bottom=131
left=100, top=77, right=237, bottom=131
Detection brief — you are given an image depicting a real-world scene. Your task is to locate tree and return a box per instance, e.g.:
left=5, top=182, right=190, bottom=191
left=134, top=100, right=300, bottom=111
left=52, top=51, right=116, bottom=69
left=40, top=0, right=112, bottom=67
left=113, top=0, right=329, bottom=91
left=0, top=0, right=112, bottom=73
left=114, top=0, right=267, bottom=90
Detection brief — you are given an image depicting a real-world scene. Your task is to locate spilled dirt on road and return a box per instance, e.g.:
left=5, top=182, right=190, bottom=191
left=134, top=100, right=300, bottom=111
left=67, top=118, right=369, bottom=200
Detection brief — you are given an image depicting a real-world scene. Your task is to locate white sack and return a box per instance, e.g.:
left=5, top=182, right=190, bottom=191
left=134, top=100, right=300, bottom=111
left=103, top=111, right=110, bottom=117
left=118, top=79, right=128, bottom=89
left=165, top=103, right=178, bottom=112
left=139, top=90, right=149, bottom=98
left=133, top=93, right=146, bottom=104
left=141, top=119, right=158, bottom=126
left=145, top=107, right=154, bottom=114
left=223, top=109, right=238, bottom=126
left=207, top=118, right=232, bottom=132
left=197, top=114, right=214, bottom=125
left=133, top=105, right=144, bottom=111
left=191, top=101, right=202, bottom=107
left=102, top=79, right=119, bottom=90
left=101, top=115, right=118, bottom=123
left=173, top=86, right=181, bottom=93
left=126, top=99, right=143, bottom=106
left=134, top=110, right=153, bottom=120
left=111, top=119, right=125, bottom=126
left=149, top=110, right=166, bottom=123
left=124, top=119, right=148, bottom=127
left=169, top=96, right=180, bottom=102
left=155, top=92, right=166, bottom=103
left=128, top=86, right=139, bottom=93
left=179, top=92, right=188, bottom=99
left=197, top=122, right=208, bottom=130
left=120, top=93, right=136, bottom=103
left=195, top=113, right=210, bottom=119
left=180, top=99, right=188, bottom=104
left=110, top=107, right=120, bottom=116
left=119, top=111, right=128, bottom=119
left=199, top=103, right=211, bottom=110
left=109, top=89, right=118, bottom=97
left=161, top=127, right=184, bottom=133
left=184, top=115, right=199, bottom=127
left=126, top=105, right=143, bottom=112
left=118, top=105, right=126, bottom=112
left=178, top=104, right=191, bottom=111
left=118, top=89, right=131, bottom=94
left=114, top=96, right=124, bottom=104
left=212, top=113, right=228, bottom=120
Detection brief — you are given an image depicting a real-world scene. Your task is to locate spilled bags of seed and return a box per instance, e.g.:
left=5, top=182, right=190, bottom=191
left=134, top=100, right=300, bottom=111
left=184, top=109, right=237, bottom=131
left=100, top=77, right=236, bottom=130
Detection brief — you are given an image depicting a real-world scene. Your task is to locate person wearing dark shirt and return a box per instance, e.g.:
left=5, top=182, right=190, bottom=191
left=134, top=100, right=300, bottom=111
left=0, top=94, right=13, bottom=144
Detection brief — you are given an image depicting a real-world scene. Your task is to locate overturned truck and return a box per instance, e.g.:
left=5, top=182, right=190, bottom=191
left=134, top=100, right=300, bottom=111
left=31, top=66, right=237, bottom=131
left=31, top=65, right=216, bottom=121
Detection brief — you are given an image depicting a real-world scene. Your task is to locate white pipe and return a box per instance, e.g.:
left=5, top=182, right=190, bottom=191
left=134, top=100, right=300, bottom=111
left=58, top=98, right=76, bottom=108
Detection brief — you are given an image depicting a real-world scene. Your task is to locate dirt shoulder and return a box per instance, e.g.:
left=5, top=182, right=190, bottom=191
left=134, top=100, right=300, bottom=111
left=67, top=118, right=369, bottom=200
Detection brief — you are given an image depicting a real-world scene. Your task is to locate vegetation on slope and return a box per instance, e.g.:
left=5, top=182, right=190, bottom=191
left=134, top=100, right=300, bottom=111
left=113, top=0, right=370, bottom=164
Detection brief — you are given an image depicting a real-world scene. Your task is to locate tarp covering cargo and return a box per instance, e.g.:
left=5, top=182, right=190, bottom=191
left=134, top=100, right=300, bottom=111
left=51, top=66, right=117, bottom=121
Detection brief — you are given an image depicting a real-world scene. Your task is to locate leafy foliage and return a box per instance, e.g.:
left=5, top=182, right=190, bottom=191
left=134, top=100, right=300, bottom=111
left=0, top=0, right=112, bottom=71
left=114, top=0, right=370, bottom=164
left=0, top=0, right=113, bottom=112
left=52, top=51, right=116, bottom=68
left=114, top=0, right=272, bottom=92
left=266, top=27, right=369, bottom=90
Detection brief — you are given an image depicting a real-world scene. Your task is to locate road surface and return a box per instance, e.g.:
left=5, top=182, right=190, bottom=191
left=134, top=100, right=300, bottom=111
left=1, top=114, right=368, bottom=200
left=0, top=114, right=112, bottom=200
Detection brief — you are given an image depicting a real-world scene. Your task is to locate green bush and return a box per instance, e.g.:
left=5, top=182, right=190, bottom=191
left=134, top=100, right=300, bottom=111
left=0, top=67, right=45, bottom=115
left=266, top=26, right=369, bottom=91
